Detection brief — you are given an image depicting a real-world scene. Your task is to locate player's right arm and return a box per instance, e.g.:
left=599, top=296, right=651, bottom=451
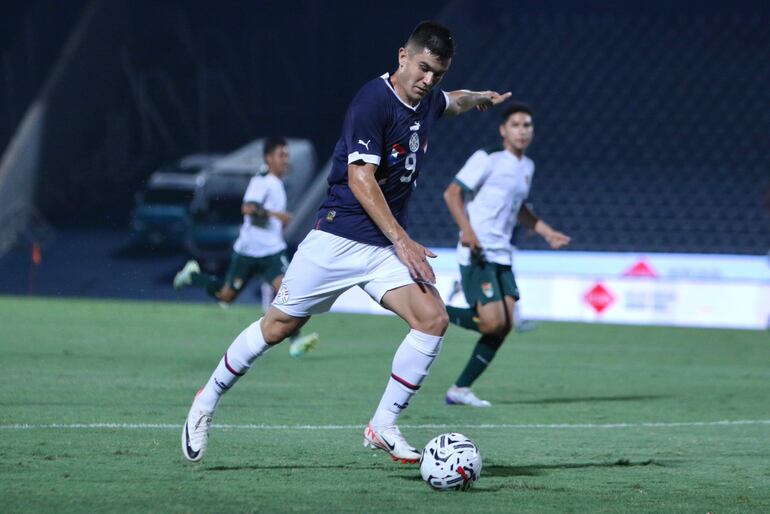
left=348, top=162, right=436, bottom=284
left=443, top=182, right=481, bottom=252
left=444, top=149, right=491, bottom=253
left=444, top=90, right=512, bottom=117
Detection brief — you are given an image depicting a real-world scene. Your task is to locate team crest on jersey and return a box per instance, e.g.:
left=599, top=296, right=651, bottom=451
left=326, top=209, right=336, bottom=222
left=275, top=283, right=290, bottom=304
left=232, top=278, right=244, bottom=290
left=481, top=282, right=494, bottom=298
left=409, top=132, right=420, bottom=153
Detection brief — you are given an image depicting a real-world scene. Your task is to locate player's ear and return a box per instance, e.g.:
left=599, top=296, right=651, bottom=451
left=398, top=47, right=408, bottom=69
left=498, top=123, right=506, bottom=138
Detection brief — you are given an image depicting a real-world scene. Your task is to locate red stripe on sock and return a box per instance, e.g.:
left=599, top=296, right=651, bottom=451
left=391, top=373, right=420, bottom=390
left=224, top=352, right=245, bottom=376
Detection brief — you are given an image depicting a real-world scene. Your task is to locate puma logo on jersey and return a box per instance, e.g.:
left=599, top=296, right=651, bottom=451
left=409, top=121, right=421, bottom=131
left=358, top=139, right=371, bottom=150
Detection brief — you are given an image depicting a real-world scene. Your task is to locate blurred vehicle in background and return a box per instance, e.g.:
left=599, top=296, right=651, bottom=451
left=186, top=138, right=316, bottom=268
left=129, top=154, right=223, bottom=247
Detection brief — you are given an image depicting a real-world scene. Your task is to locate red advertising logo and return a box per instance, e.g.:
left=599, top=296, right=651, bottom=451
left=623, top=260, right=657, bottom=278
left=584, top=283, right=615, bottom=313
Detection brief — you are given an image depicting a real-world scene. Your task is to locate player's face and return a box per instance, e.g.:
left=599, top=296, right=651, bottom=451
left=397, top=46, right=451, bottom=104
left=500, top=112, right=534, bottom=153
left=265, top=145, right=290, bottom=176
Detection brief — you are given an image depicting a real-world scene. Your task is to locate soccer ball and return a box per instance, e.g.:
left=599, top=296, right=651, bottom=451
left=420, top=433, right=482, bottom=491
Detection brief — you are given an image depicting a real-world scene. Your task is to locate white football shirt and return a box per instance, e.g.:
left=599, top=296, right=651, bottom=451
left=233, top=173, right=288, bottom=258
left=453, top=146, right=535, bottom=266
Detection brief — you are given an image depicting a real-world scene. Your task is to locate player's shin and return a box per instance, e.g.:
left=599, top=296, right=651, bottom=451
left=370, top=330, right=443, bottom=427
left=194, top=318, right=271, bottom=412
left=455, top=333, right=504, bottom=388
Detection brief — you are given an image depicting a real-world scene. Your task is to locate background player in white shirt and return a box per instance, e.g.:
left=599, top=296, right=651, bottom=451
left=443, top=103, right=570, bottom=407
left=174, top=137, right=319, bottom=357
left=181, top=22, right=512, bottom=465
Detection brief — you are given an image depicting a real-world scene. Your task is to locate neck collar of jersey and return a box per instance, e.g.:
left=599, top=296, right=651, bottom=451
left=381, top=73, right=420, bottom=112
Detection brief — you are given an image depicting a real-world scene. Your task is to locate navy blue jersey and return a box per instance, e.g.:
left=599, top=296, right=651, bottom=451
left=316, top=73, right=448, bottom=246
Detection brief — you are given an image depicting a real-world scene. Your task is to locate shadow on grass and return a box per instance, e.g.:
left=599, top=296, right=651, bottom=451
left=498, top=394, right=669, bottom=405
left=208, top=459, right=671, bottom=483
left=483, top=458, right=666, bottom=477
left=392, top=459, right=668, bottom=483
left=206, top=463, right=382, bottom=472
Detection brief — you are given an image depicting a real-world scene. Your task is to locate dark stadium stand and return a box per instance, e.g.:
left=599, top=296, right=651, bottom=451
left=410, top=9, right=770, bottom=254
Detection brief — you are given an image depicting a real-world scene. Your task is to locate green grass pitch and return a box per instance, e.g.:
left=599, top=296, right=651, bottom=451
left=1, top=295, right=768, bottom=513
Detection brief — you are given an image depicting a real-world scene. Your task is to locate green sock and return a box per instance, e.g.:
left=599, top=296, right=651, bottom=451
left=455, top=334, right=505, bottom=388
left=446, top=306, right=480, bottom=332
left=190, top=272, right=224, bottom=298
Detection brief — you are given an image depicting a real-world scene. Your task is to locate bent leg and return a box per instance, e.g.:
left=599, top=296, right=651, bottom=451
left=380, top=283, right=449, bottom=336
left=189, top=271, right=225, bottom=298
left=453, top=296, right=515, bottom=390
left=195, top=307, right=308, bottom=413
left=475, top=298, right=512, bottom=337
left=366, top=284, right=448, bottom=429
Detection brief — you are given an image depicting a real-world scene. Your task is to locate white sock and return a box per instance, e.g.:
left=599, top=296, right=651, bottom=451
left=370, top=329, right=443, bottom=427
left=194, top=318, right=270, bottom=412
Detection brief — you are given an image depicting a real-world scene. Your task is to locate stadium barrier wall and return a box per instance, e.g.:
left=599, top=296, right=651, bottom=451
left=328, top=250, right=770, bottom=330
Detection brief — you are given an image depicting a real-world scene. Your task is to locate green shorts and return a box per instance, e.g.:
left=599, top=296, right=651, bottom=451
left=459, top=261, right=520, bottom=308
left=224, top=250, right=290, bottom=292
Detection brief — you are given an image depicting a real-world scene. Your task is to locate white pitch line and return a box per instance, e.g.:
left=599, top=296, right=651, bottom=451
left=1, top=420, right=769, bottom=430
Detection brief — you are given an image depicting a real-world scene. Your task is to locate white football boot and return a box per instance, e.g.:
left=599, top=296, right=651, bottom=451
left=363, top=423, right=421, bottom=464
left=173, top=260, right=200, bottom=289
left=181, top=398, right=213, bottom=462
left=445, top=386, right=492, bottom=407
left=288, top=332, right=320, bottom=358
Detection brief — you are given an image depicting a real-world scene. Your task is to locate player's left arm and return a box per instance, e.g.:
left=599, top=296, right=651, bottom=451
left=348, top=162, right=437, bottom=284
left=270, top=210, right=293, bottom=227
left=443, top=90, right=512, bottom=117
left=518, top=204, right=571, bottom=249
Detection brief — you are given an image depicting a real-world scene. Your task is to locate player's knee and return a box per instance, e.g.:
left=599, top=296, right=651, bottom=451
left=478, top=316, right=509, bottom=337
left=415, top=306, right=449, bottom=335
left=435, top=308, right=450, bottom=333
left=260, top=310, right=306, bottom=344
left=260, top=320, right=291, bottom=344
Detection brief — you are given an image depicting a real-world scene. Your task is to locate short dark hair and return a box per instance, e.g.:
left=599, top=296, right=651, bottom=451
left=406, top=21, right=454, bottom=61
left=501, top=102, right=534, bottom=123
left=263, top=136, right=287, bottom=158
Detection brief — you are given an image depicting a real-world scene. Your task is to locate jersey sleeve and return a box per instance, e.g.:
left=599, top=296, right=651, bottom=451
left=242, top=176, right=266, bottom=204
left=439, top=90, right=450, bottom=116
left=263, top=179, right=287, bottom=212
left=343, top=86, right=388, bottom=167
left=453, top=150, right=491, bottom=192
left=426, top=88, right=450, bottom=121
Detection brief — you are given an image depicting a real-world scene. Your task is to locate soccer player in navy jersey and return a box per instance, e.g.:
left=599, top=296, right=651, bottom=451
left=182, top=21, right=511, bottom=464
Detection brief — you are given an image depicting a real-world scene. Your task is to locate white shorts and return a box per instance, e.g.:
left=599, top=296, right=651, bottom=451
left=272, top=230, right=415, bottom=318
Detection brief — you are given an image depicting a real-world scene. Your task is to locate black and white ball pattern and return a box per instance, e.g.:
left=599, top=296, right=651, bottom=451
left=420, top=433, right=482, bottom=491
